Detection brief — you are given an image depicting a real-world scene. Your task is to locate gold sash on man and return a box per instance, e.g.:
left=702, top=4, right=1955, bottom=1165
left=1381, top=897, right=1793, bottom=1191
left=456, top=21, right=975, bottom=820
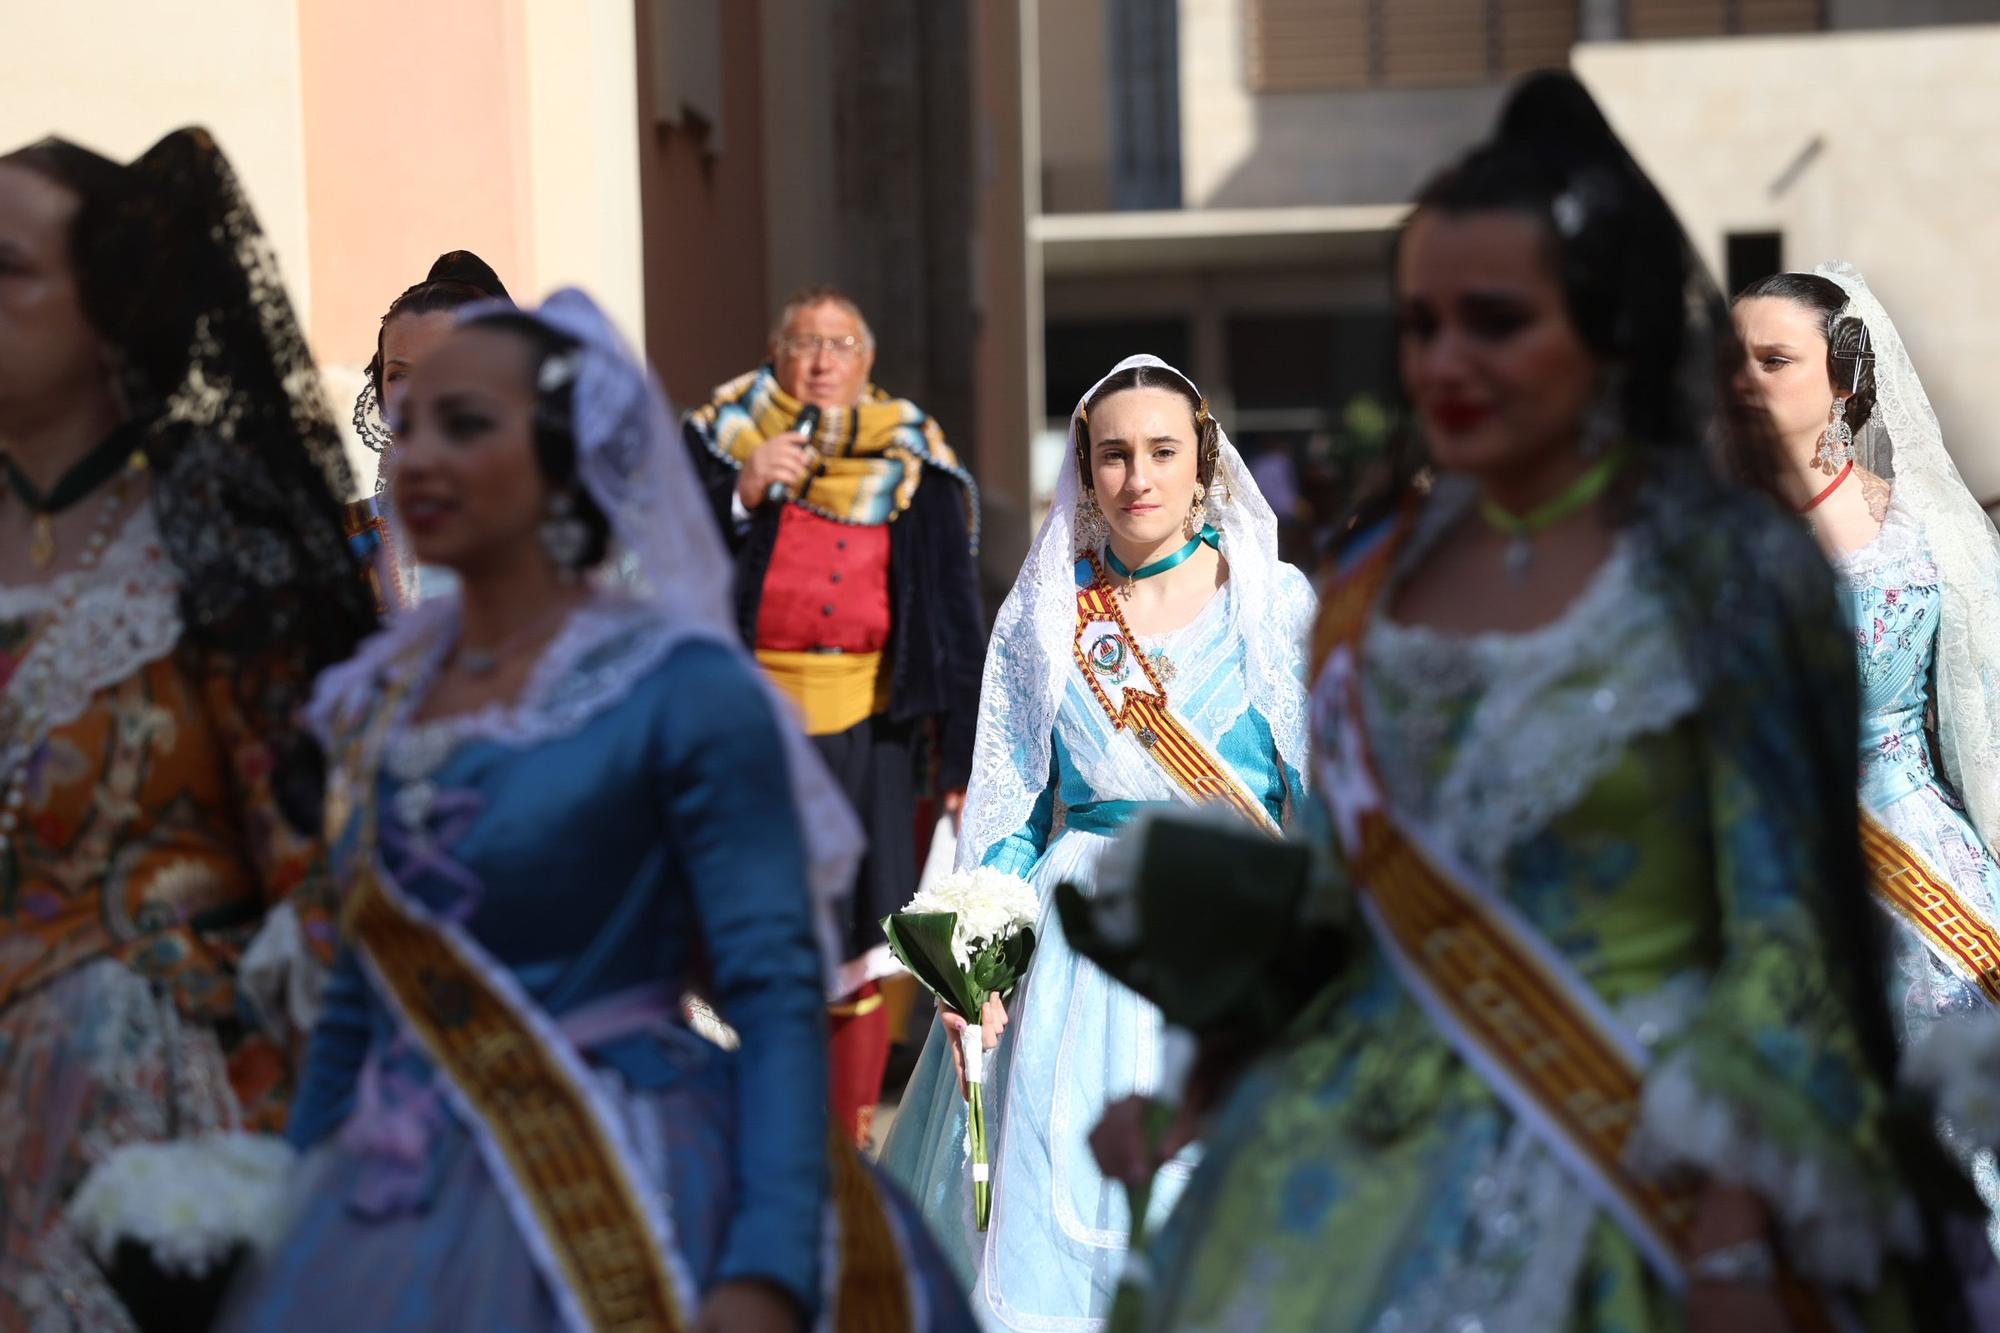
left=1072, top=555, right=1281, bottom=837
left=1310, top=513, right=1701, bottom=1286
left=1862, top=811, right=2000, bottom=1003
left=331, top=666, right=919, bottom=1333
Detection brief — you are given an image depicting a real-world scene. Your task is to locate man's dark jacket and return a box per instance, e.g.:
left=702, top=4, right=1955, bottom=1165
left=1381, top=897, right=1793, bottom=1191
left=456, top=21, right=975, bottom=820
left=681, top=419, right=986, bottom=790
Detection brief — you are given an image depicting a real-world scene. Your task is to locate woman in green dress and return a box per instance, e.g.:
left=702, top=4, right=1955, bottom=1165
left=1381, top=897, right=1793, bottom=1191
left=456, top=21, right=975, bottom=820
left=1104, top=73, right=1981, bottom=1333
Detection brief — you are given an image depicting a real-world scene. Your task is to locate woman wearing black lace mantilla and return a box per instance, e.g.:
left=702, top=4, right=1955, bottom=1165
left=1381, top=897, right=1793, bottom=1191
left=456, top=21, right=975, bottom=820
left=0, top=129, right=375, bottom=1330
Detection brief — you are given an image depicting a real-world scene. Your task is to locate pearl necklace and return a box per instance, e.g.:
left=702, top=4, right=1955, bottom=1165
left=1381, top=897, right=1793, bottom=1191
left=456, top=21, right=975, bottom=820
left=0, top=461, right=144, bottom=854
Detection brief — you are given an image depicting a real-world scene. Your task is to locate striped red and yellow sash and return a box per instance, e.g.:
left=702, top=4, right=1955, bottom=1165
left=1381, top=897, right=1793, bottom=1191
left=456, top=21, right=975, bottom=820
left=1863, top=811, right=2000, bottom=1004
left=1072, top=557, right=1281, bottom=836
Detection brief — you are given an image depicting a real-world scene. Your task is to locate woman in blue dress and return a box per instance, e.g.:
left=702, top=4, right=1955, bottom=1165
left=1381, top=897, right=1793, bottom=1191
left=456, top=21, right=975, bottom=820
left=223, top=289, right=972, bottom=1332
left=1737, top=265, right=2000, bottom=1240
left=879, top=355, right=1315, bottom=1329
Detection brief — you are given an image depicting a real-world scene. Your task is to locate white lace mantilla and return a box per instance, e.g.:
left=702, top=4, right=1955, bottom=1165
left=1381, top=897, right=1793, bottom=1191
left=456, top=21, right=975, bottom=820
left=1362, top=501, right=1699, bottom=881
left=0, top=507, right=182, bottom=761
left=1833, top=484, right=1936, bottom=589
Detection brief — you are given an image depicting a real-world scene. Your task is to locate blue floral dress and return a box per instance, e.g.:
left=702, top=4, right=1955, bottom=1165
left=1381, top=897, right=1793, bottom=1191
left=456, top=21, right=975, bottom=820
left=1837, top=488, right=2000, bottom=1248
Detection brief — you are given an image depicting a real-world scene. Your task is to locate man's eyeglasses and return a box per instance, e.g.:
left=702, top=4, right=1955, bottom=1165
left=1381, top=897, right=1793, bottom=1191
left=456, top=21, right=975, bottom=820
left=778, top=334, right=870, bottom=361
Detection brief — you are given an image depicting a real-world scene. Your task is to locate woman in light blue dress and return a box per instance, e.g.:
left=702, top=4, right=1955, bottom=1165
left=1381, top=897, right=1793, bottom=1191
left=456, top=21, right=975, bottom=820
left=1737, top=265, right=2000, bottom=1248
left=879, top=356, right=1315, bottom=1329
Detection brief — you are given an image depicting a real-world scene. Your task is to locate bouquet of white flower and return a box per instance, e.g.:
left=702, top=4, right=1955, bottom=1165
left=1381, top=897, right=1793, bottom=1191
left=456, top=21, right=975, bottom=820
left=66, top=1132, right=297, bottom=1332
left=882, top=865, right=1039, bottom=1229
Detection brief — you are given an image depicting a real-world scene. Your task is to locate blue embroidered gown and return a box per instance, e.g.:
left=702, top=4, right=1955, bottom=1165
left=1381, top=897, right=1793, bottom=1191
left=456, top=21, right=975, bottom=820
left=1839, top=491, right=2000, bottom=1032
left=223, top=601, right=971, bottom=1331
left=879, top=579, right=1309, bottom=1331
left=1838, top=490, right=2000, bottom=1248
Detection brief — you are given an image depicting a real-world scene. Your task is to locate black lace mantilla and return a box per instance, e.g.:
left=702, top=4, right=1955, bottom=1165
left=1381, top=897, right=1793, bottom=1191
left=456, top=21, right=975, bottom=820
left=15, top=128, right=378, bottom=821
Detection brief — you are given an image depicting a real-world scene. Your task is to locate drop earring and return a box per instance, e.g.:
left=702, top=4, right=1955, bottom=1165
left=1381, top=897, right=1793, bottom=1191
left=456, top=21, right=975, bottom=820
left=540, top=489, right=590, bottom=577
left=1816, top=397, right=1855, bottom=474
left=1075, top=489, right=1110, bottom=554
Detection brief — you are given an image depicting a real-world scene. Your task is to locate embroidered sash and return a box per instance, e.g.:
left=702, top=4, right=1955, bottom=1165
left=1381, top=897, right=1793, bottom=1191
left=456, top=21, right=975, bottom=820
left=1862, top=811, right=2000, bottom=1004
left=329, top=658, right=920, bottom=1333
left=1072, top=555, right=1280, bottom=837
left=1310, top=512, right=1702, bottom=1287
left=333, top=677, right=694, bottom=1333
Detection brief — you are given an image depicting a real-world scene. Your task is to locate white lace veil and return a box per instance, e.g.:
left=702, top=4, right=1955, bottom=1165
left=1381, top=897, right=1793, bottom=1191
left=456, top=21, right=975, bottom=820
left=1820, top=262, right=2000, bottom=857
left=956, top=353, right=1314, bottom=869
left=322, top=289, right=863, bottom=990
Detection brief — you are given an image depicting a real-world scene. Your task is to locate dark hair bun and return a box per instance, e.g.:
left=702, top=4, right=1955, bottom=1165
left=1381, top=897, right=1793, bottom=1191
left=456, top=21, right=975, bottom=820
left=426, top=250, right=508, bottom=301
left=1495, top=71, right=1621, bottom=165
left=1828, top=313, right=1878, bottom=433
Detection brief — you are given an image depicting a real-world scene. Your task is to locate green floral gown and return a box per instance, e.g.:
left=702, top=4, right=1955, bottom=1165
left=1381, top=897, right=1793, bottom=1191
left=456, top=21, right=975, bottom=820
left=1127, top=486, right=1930, bottom=1332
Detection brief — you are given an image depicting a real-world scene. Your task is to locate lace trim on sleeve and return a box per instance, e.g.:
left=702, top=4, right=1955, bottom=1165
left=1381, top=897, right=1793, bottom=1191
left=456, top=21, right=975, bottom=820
left=1627, top=1050, right=1922, bottom=1286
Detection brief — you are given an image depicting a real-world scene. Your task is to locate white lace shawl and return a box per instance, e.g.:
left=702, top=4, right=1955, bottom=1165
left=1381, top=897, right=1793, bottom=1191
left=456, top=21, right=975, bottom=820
left=957, top=354, right=1316, bottom=869
left=1361, top=483, right=1701, bottom=880
left=0, top=504, right=183, bottom=763
left=1822, top=262, right=2000, bottom=861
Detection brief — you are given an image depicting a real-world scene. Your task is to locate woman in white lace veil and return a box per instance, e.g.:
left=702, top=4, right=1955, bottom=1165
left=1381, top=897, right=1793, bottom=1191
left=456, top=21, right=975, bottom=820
left=226, top=288, right=979, bottom=1331
left=1737, top=264, right=2000, bottom=1259
left=878, top=353, right=1315, bottom=1329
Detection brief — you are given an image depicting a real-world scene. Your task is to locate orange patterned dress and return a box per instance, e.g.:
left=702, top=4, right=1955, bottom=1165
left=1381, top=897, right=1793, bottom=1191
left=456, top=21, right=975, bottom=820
left=0, top=506, right=333, bottom=1331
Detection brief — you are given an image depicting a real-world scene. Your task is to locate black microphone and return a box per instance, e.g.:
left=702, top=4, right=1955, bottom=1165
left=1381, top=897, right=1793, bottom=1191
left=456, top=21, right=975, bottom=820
left=766, top=404, right=822, bottom=505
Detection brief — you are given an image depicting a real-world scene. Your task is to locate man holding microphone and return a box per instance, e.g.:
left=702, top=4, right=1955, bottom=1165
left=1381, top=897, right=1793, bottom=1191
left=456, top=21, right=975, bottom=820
left=683, top=287, right=985, bottom=1146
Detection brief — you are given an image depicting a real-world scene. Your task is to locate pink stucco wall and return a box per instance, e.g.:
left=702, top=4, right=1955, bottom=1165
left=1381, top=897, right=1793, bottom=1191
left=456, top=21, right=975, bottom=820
left=296, top=0, right=533, bottom=367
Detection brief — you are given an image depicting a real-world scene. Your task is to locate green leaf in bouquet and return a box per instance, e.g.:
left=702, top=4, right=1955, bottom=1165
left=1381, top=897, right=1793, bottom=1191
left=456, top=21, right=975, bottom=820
left=881, top=911, right=983, bottom=1019
left=968, top=926, right=1037, bottom=1002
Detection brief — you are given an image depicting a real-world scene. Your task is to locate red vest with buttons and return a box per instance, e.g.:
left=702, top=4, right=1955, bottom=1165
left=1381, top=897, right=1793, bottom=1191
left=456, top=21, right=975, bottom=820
left=754, top=506, right=892, bottom=653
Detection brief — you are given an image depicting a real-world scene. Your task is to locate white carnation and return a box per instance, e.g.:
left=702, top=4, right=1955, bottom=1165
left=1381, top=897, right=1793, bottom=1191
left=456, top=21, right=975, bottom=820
left=67, top=1133, right=298, bottom=1278
left=900, top=867, right=1038, bottom=968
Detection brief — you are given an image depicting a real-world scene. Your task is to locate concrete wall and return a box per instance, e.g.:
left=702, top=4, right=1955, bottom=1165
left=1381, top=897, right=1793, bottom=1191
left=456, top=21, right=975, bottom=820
left=1576, top=26, right=2000, bottom=499
left=0, top=0, right=314, bottom=319
left=3, top=0, right=649, bottom=495
left=1037, top=0, right=1113, bottom=213
left=516, top=0, right=646, bottom=351
left=1176, top=0, right=1504, bottom=208
left=296, top=0, right=531, bottom=368
left=637, top=0, right=771, bottom=407
left=976, top=0, right=1041, bottom=585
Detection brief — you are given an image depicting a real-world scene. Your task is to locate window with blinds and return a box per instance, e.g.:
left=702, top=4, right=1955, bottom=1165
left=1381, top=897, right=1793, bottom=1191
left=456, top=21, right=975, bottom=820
left=1625, top=0, right=1825, bottom=38
left=1247, top=0, right=1578, bottom=92
left=1247, top=0, right=1824, bottom=92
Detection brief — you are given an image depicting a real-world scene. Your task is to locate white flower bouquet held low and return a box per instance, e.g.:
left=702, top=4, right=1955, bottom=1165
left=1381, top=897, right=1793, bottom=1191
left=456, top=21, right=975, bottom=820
left=882, top=866, right=1040, bottom=1229
left=66, top=1132, right=297, bottom=1331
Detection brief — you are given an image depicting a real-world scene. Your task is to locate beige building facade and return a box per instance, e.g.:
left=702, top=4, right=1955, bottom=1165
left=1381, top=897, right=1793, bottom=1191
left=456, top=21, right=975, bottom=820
left=1578, top=25, right=2000, bottom=501
left=1012, top=0, right=2000, bottom=533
